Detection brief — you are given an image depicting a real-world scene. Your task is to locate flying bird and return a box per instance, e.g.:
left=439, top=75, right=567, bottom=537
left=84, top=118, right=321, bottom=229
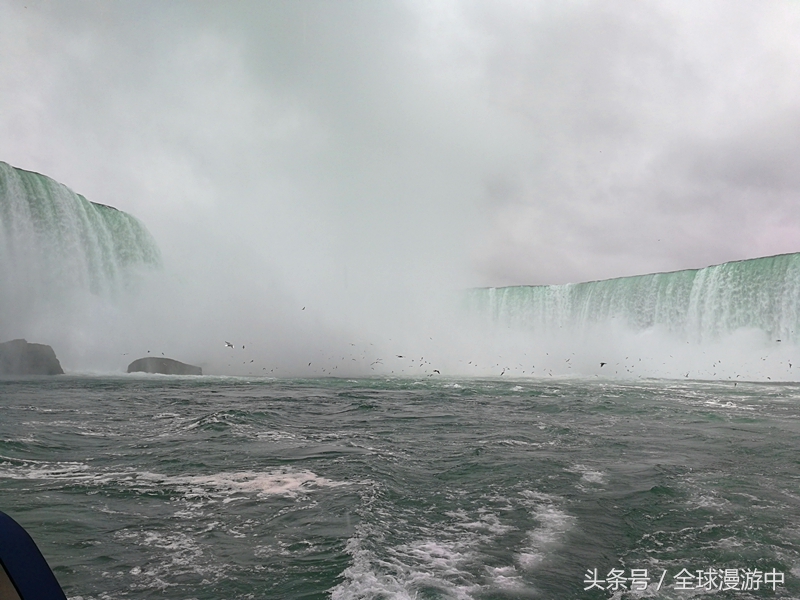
left=224, top=342, right=234, bottom=348
left=600, top=362, right=606, bottom=367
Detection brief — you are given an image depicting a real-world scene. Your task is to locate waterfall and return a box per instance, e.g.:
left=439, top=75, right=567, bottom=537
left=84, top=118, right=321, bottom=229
left=465, top=253, right=800, bottom=344
left=0, top=161, right=161, bottom=334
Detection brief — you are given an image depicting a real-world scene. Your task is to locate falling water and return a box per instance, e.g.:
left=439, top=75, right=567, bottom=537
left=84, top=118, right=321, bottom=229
left=465, top=253, right=800, bottom=344
left=0, top=161, right=161, bottom=339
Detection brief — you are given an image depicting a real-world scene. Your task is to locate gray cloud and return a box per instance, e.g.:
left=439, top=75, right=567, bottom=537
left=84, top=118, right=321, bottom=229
left=454, top=0, right=800, bottom=283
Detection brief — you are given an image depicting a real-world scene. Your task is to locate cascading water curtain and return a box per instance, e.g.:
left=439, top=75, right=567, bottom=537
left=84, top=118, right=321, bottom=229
left=0, top=161, right=161, bottom=334
left=465, top=253, right=800, bottom=345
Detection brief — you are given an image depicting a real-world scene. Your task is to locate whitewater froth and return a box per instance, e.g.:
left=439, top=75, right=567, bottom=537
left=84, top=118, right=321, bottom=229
left=456, top=254, right=800, bottom=381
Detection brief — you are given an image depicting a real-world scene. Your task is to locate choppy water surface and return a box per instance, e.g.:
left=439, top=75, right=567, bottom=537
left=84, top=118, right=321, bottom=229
left=1, top=375, right=799, bottom=599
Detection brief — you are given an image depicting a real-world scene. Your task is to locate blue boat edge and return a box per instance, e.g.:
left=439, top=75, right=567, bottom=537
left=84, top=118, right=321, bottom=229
left=0, top=511, right=67, bottom=600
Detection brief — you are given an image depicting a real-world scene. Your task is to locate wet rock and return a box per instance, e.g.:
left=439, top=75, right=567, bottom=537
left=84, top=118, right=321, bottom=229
left=0, top=339, right=64, bottom=375
left=127, top=357, right=202, bottom=375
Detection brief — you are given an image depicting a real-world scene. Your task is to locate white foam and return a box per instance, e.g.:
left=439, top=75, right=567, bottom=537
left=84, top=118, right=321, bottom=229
left=0, top=457, right=91, bottom=481
left=568, top=464, right=607, bottom=485
left=114, top=528, right=229, bottom=589
left=495, top=439, right=530, bottom=446
left=516, top=501, right=575, bottom=572
left=135, top=469, right=346, bottom=498
left=330, top=533, right=479, bottom=600
left=333, top=490, right=570, bottom=599
left=0, top=459, right=344, bottom=499
left=487, top=565, right=526, bottom=590
left=330, top=551, right=420, bottom=600
left=458, top=513, right=516, bottom=535
left=519, top=489, right=560, bottom=503
left=581, top=471, right=606, bottom=484
left=703, top=399, right=755, bottom=411
left=255, top=429, right=297, bottom=441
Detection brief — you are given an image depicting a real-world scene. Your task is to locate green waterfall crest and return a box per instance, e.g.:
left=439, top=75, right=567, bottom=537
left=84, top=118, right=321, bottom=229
left=466, top=253, right=800, bottom=343
left=0, top=161, right=161, bottom=320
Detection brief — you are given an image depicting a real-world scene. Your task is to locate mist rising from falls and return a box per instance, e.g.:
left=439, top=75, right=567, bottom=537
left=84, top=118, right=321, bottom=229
left=461, top=254, right=800, bottom=381
left=2, top=159, right=797, bottom=382
left=0, top=161, right=161, bottom=350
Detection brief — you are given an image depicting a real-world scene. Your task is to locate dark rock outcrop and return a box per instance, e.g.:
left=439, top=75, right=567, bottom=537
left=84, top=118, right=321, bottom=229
left=127, top=357, right=202, bottom=376
left=0, top=339, right=64, bottom=375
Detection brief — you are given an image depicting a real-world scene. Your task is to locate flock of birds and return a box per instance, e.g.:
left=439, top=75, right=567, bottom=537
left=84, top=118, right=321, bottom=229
left=210, top=339, right=796, bottom=383
left=134, top=307, right=797, bottom=381
left=219, top=339, right=445, bottom=377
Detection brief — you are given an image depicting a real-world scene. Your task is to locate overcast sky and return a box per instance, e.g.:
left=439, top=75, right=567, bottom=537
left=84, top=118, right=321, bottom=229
left=2, top=0, right=800, bottom=370
left=3, top=0, right=800, bottom=285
